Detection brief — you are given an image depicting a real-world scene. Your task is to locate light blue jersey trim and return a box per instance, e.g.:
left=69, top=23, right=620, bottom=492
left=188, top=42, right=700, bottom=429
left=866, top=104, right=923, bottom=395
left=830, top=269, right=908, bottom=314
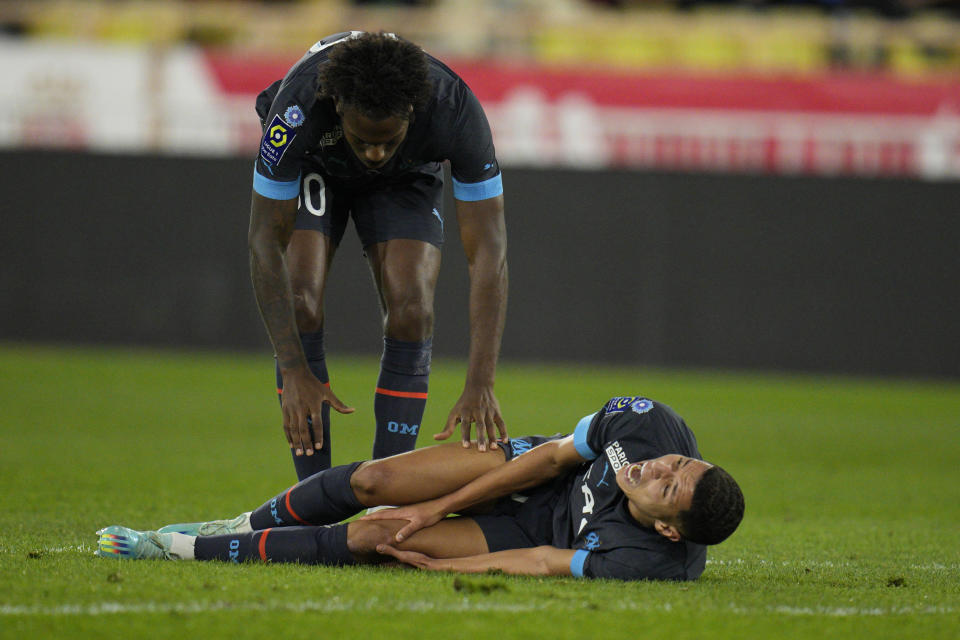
left=253, top=170, right=300, bottom=200
left=452, top=173, right=503, bottom=201
left=573, top=412, right=598, bottom=460
left=570, top=550, right=589, bottom=578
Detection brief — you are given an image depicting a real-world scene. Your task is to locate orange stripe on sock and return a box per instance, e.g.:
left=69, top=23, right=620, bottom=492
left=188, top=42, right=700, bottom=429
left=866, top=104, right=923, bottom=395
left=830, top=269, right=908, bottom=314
left=375, top=387, right=428, bottom=399
left=258, top=528, right=272, bottom=561
left=284, top=489, right=309, bottom=525
left=277, top=381, right=330, bottom=395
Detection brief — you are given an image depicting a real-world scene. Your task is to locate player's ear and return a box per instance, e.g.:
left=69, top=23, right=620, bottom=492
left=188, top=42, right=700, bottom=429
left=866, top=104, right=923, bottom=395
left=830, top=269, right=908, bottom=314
left=654, top=520, right=683, bottom=543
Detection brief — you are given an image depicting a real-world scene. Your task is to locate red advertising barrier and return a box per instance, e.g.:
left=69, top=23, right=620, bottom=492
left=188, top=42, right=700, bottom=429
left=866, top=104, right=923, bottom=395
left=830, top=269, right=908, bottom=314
left=204, top=51, right=960, bottom=179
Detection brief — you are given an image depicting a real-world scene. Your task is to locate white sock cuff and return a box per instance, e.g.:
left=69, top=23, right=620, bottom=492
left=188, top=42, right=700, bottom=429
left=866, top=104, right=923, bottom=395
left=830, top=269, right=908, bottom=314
left=237, top=512, right=253, bottom=534
left=167, top=532, right=196, bottom=560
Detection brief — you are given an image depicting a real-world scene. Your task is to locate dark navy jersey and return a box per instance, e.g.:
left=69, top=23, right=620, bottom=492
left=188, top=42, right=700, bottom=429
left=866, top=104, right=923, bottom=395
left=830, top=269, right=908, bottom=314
left=253, top=31, right=502, bottom=201
left=556, top=396, right=706, bottom=581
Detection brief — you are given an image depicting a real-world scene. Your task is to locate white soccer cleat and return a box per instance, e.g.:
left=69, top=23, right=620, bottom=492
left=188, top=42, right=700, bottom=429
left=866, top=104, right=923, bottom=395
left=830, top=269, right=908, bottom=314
left=96, top=525, right=190, bottom=560
left=157, top=512, right=253, bottom=537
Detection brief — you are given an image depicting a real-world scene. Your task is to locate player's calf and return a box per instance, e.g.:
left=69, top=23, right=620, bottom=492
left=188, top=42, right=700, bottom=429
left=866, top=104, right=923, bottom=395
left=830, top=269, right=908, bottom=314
left=247, top=462, right=365, bottom=529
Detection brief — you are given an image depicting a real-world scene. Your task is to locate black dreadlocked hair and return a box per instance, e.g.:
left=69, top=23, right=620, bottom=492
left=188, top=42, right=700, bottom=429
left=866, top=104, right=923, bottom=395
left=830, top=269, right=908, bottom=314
left=678, top=465, right=745, bottom=545
left=317, top=32, right=432, bottom=120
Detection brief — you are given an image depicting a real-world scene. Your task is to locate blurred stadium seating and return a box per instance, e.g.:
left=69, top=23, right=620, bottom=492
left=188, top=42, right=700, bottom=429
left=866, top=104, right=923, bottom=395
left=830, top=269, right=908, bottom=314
left=0, top=0, right=958, bottom=177
left=1, top=0, right=958, bottom=73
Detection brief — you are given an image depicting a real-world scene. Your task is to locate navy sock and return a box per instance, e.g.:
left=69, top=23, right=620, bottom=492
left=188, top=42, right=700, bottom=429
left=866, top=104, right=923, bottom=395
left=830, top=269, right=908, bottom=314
left=277, top=331, right=332, bottom=479
left=372, top=337, right=431, bottom=459
left=194, top=524, right=353, bottom=565
left=249, top=462, right=364, bottom=530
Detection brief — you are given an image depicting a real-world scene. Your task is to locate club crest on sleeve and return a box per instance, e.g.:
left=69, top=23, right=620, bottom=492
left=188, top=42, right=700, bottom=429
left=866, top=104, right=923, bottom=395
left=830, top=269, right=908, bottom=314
left=583, top=531, right=601, bottom=550
left=284, top=105, right=305, bottom=127
left=605, top=396, right=655, bottom=415
left=260, top=114, right=297, bottom=166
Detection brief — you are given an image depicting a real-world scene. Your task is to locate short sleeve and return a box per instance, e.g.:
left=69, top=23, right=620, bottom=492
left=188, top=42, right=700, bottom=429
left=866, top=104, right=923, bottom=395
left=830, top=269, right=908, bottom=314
left=253, top=78, right=317, bottom=198
left=585, top=396, right=658, bottom=458
left=572, top=413, right=599, bottom=460
left=582, top=547, right=689, bottom=581
left=569, top=549, right=590, bottom=577
left=442, top=81, right=502, bottom=201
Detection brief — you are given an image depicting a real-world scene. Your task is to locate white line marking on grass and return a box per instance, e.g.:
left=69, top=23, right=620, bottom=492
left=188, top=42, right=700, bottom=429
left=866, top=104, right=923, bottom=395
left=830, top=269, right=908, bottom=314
left=707, top=559, right=960, bottom=571
left=0, top=600, right=953, bottom=618
left=0, top=600, right=592, bottom=617
left=0, top=545, right=91, bottom=554
left=765, top=606, right=955, bottom=617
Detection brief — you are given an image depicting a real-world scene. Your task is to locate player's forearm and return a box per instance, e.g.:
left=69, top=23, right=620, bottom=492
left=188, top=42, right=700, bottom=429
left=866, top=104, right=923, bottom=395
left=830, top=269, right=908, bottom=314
left=247, top=195, right=307, bottom=371
left=441, top=439, right=570, bottom=514
left=426, top=546, right=573, bottom=577
left=465, top=244, right=507, bottom=386
left=249, top=249, right=305, bottom=370
left=457, top=195, right=507, bottom=386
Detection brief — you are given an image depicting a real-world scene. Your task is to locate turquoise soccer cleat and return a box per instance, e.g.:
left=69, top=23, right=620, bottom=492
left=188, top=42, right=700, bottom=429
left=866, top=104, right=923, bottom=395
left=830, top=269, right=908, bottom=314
left=157, top=512, right=252, bottom=537
left=96, top=525, right=179, bottom=560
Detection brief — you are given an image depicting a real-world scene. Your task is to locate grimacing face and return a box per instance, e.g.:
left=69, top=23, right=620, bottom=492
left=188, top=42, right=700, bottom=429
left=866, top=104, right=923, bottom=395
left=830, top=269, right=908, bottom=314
left=616, top=454, right=712, bottom=542
left=337, top=103, right=411, bottom=170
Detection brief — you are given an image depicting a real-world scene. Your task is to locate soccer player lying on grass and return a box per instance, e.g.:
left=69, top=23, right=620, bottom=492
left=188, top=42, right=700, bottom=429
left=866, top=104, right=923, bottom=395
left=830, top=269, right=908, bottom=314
left=96, top=396, right=744, bottom=581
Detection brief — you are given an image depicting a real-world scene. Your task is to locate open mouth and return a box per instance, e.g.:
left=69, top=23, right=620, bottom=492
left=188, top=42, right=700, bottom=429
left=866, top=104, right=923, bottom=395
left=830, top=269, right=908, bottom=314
left=625, top=462, right=645, bottom=486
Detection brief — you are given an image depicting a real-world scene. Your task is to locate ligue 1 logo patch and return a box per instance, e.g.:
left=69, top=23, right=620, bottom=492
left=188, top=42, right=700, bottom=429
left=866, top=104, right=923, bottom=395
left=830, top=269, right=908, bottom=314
left=284, top=105, right=305, bottom=127
left=260, top=114, right=297, bottom=166
left=605, top=396, right=654, bottom=415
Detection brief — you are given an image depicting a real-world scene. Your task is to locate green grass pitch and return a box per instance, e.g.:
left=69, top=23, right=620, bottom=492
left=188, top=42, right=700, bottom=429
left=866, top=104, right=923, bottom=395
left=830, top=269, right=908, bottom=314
left=0, top=343, right=957, bottom=638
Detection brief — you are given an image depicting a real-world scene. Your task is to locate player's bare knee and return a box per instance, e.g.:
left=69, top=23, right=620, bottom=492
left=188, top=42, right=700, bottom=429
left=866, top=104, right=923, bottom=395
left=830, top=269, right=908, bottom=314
left=384, top=300, right=433, bottom=341
left=349, top=461, right=392, bottom=505
left=346, top=521, right=397, bottom=556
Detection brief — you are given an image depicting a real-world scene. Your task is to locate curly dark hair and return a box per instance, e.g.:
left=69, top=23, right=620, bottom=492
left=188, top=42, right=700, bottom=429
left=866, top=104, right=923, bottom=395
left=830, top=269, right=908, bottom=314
left=678, top=465, right=745, bottom=545
left=317, top=32, right=432, bottom=120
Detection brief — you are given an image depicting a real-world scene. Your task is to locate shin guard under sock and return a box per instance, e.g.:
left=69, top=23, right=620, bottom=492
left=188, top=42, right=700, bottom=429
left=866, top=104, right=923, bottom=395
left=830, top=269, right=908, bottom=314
left=194, top=524, right=353, bottom=565
left=373, top=337, right=431, bottom=459
left=249, top=462, right=364, bottom=530
left=277, top=331, right=332, bottom=479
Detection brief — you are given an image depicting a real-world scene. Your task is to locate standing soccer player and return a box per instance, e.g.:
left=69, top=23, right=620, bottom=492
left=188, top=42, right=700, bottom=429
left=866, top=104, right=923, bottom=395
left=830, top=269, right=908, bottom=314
left=248, top=31, right=508, bottom=479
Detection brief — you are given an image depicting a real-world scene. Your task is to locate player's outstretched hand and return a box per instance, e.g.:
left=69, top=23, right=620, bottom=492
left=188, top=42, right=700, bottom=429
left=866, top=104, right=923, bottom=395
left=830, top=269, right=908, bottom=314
left=359, top=498, right=448, bottom=543
left=375, top=544, right=440, bottom=571
left=280, top=368, right=354, bottom=456
left=436, top=383, right=507, bottom=452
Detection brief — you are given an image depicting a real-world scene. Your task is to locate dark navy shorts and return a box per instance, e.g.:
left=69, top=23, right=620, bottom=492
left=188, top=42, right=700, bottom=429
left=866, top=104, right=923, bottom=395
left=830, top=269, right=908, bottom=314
left=293, top=165, right=445, bottom=249
left=472, top=435, right=567, bottom=553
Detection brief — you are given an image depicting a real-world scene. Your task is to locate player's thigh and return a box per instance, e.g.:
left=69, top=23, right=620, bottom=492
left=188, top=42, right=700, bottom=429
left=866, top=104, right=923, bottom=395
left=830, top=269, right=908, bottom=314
left=348, top=516, right=489, bottom=559
left=286, top=231, right=335, bottom=295
left=351, top=442, right=508, bottom=506
left=365, top=239, right=441, bottom=314
left=287, top=171, right=349, bottom=295
left=355, top=170, right=444, bottom=311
